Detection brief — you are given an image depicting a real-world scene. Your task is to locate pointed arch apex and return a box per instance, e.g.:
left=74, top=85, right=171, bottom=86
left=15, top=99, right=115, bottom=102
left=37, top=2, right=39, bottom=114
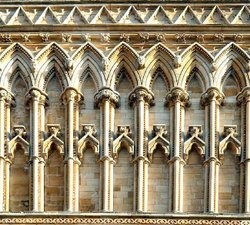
left=180, top=42, right=214, bottom=63
left=108, top=41, right=139, bottom=60
left=215, top=42, right=250, bottom=62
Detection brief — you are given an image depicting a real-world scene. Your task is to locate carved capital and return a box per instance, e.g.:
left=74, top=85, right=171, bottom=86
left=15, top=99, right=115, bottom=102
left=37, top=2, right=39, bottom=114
left=25, top=87, right=47, bottom=106
left=94, top=87, right=120, bottom=108
left=165, top=87, right=189, bottom=107
left=129, top=86, right=154, bottom=106
left=236, top=87, right=250, bottom=105
left=61, top=87, right=83, bottom=105
left=200, top=87, right=224, bottom=106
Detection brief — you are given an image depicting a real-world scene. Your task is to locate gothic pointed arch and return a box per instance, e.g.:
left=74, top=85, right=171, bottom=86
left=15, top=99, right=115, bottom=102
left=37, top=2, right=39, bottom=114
left=113, top=65, right=138, bottom=90
left=107, top=42, right=140, bottom=88
left=72, top=42, right=105, bottom=89
left=214, top=42, right=249, bottom=88
left=143, top=43, right=176, bottom=89
left=179, top=43, right=213, bottom=89
left=0, top=43, right=34, bottom=89
left=36, top=42, right=70, bottom=90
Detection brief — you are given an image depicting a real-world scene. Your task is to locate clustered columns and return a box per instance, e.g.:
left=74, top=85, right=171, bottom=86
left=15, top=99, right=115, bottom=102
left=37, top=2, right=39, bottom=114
left=165, top=87, right=189, bottom=213
left=94, top=87, right=120, bottom=212
left=25, top=88, right=48, bottom=212
left=0, top=88, right=13, bottom=212
left=61, top=87, right=83, bottom=212
left=129, top=86, right=154, bottom=212
left=237, top=87, right=250, bottom=213
left=201, top=87, right=224, bottom=213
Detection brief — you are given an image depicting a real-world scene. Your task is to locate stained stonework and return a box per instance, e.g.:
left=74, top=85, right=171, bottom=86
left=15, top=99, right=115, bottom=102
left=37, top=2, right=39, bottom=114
left=0, top=0, right=250, bottom=224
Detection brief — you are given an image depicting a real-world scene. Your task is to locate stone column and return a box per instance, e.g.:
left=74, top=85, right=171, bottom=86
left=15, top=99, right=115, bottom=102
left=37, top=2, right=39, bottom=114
left=201, top=87, right=224, bottom=213
left=0, top=88, right=13, bottom=212
left=61, top=87, right=83, bottom=212
left=165, top=87, right=189, bottom=213
left=38, top=94, right=48, bottom=211
left=94, top=87, right=119, bottom=212
left=237, top=87, right=250, bottom=213
left=25, top=88, right=48, bottom=212
left=129, top=86, right=154, bottom=212
left=4, top=91, right=15, bottom=212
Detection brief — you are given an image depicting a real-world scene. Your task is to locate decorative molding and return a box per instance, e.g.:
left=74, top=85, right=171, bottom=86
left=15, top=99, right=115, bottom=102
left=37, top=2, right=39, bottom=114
left=94, top=87, right=120, bottom=108
left=0, top=5, right=250, bottom=26
left=43, top=124, right=64, bottom=159
left=165, top=87, right=189, bottom=107
left=201, top=87, right=225, bottom=106
left=129, top=86, right=154, bottom=106
left=113, top=125, right=134, bottom=160
left=0, top=215, right=249, bottom=224
left=78, top=124, right=99, bottom=159
left=184, top=126, right=205, bottom=161
left=7, top=125, right=29, bottom=160
left=219, top=126, right=241, bottom=160
left=148, top=124, right=169, bottom=162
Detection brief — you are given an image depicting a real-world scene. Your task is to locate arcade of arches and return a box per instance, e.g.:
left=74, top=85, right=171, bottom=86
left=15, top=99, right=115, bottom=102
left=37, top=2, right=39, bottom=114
left=0, top=1, right=250, bottom=224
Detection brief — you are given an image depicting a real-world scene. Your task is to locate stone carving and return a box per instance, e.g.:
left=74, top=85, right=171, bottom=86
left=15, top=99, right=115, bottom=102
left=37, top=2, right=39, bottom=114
left=201, top=87, right=225, bottom=106
left=184, top=126, right=205, bottom=161
left=129, top=86, right=154, bottom=106
left=43, top=124, right=64, bottom=159
left=8, top=125, right=29, bottom=160
left=148, top=125, right=169, bottom=162
left=219, top=126, right=241, bottom=160
left=113, top=126, right=134, bottom=159
left=165, top=87, right=189, bottom=107
left=94, top=87, right=120, bottom=108
left=78, top=124, right=99, bottom=158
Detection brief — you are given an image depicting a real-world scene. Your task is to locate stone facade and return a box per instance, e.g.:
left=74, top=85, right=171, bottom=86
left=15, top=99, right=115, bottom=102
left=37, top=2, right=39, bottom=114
left=0, top=1, right=250, bottom=224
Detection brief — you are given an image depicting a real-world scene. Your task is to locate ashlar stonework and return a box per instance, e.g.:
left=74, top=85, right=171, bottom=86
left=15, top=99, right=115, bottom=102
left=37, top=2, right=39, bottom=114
left=0, top=1, right=250, bottom=224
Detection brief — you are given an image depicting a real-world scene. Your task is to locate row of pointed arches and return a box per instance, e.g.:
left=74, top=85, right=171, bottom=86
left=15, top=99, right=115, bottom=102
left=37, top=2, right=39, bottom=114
left=0, top=41, right=249, bottom=92
left=8, top=55, right=244, bottom=213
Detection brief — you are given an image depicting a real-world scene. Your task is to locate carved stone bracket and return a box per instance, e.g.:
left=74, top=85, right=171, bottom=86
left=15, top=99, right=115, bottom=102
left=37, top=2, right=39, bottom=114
left=128, top=86, right=154, bottom=107
left=184, top=125, right=205, bottom=161
left=165, top=87, right=189, bottom=107
left=8, top=125, right=29, bottom=160
left=78, top=124, right=99, bottom=159
left=43, top=124, right=64, bottom=160
left=200, top=87, right=225, bottom=106
left=113, top=125, right=134, bottom=160
left=148, top=125, right=169, bottom=162
left=236, top=87, right=250, bottom=105
left=219, top=125, right=241, bottom=160
left=94, top=87, right=120, bottom=108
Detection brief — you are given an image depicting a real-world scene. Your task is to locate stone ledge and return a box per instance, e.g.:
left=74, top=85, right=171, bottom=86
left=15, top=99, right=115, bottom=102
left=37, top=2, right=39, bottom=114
left=0, top=213, right=250, bottom=224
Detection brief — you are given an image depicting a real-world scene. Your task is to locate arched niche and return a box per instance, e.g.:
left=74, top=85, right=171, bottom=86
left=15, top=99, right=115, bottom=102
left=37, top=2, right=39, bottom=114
left=9, top=145, right=29, bottom=212
left=114, top=67, right=134, bottom=131
left=185, top=68, right=205, bottom=132
left=79, top=147, right=100, bottom=212
left=149, top=67, right=170, bottom=132
left=220, top=70, right=241, bottom=135
left=80, top=74, right=100, bottom=133
left=183, top=145, right=204, bottom=213
left=44, top=143, right=64, bottom=211
left=113, top=143, right=134, bottom=212
left=11, top=75, right=29, bottom=132
left=45, top=71, right=65, bottom=136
